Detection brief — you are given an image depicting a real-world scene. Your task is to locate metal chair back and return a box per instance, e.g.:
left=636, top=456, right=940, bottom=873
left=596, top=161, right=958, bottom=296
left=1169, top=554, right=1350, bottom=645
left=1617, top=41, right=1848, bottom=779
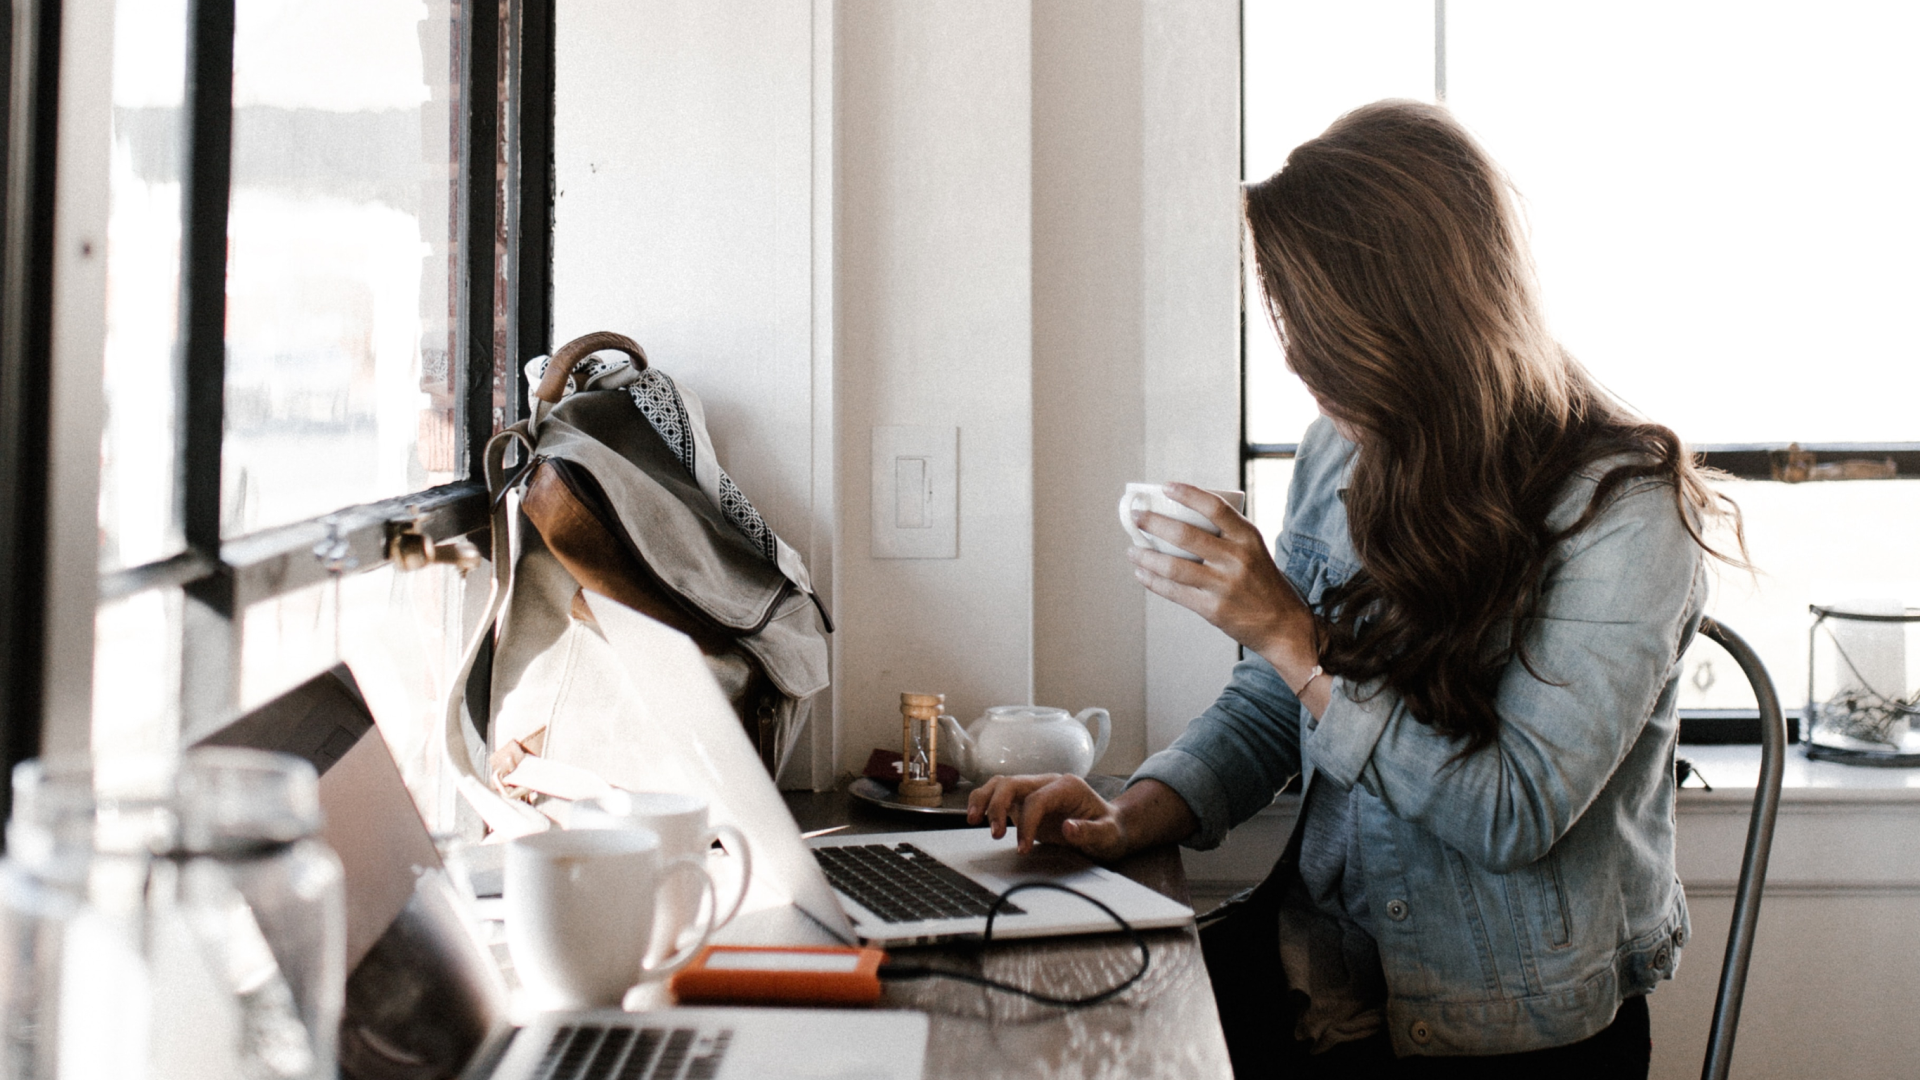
left=1696, top=618, right=1787, bottom=1080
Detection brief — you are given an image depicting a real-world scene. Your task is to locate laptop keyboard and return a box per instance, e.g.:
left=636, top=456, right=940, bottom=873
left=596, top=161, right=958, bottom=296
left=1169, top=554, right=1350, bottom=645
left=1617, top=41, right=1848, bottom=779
left=812, top=842, right=1024, bottom=923
left=531, top=1023, right=731, bottom=1080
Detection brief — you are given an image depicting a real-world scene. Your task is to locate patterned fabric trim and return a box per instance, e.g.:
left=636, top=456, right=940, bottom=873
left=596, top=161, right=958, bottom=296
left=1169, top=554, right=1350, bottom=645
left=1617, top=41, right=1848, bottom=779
left=626, top=371, right=778, bottom=564
left=629, top=369, right=695, bottom=468
left=715, top=472, right=777, bottom=563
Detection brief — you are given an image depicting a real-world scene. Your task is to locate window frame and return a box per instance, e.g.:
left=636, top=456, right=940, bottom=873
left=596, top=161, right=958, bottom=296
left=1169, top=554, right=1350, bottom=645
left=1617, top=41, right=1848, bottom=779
left=1, top=0, right=65, bottom=821
left=1247, top=443, right=1920, bottom=482
left=0, top=0, right=557, bottom=790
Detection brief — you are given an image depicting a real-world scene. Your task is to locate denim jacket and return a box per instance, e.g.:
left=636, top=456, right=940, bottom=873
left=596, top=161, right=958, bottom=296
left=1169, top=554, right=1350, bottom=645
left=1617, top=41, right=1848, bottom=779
left=1134, top=417, right=1704, bottom=1057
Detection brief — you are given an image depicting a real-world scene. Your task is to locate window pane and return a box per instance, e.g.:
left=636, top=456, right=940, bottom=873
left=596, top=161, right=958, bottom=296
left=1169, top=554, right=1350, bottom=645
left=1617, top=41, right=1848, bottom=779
left=100, top=0, right=188, bottom=571
left=222, top=0, right=464, bottom=537
left=1680, top=479, right=1920, bottom=712
left=93, top=589, right=183, bottom=759
left=1447, top=2, right=1920, bottom=443
left=1242, top=0, right=1434, bottom=180
left=1242, top=0, right=1434, bottom=447
left=1246, top=456, right=1295, bottom=549
left=238, top=563, right=480, bottom=831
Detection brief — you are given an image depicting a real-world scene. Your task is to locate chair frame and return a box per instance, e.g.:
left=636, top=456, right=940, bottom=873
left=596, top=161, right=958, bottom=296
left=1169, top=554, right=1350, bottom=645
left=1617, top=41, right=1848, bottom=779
left=1696, top=618, right=1787, bottom=1080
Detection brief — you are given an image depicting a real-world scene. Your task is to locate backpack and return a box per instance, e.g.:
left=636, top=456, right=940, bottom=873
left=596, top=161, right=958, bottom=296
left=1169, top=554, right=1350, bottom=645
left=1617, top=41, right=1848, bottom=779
left=442, top=332, right=830, bottom=832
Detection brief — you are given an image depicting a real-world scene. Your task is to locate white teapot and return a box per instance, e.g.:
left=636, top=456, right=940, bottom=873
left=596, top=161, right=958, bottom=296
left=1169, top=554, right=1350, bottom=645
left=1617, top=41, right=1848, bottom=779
left=937, top=706, right=1112, bottom=782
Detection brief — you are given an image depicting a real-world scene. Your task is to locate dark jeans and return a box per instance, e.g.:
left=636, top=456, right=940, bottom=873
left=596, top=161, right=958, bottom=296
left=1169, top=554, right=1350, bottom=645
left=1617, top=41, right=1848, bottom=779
left=1200, top=885, right=1652, bottom=1080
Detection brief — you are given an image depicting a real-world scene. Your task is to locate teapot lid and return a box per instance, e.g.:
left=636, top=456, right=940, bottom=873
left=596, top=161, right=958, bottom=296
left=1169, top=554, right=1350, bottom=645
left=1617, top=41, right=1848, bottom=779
left=984, top=705, right=1069, bottom=721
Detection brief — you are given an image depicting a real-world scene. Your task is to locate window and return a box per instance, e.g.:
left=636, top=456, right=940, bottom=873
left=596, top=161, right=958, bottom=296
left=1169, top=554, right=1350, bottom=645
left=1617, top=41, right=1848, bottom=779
left=0, top=0, right=556, bottom=830
left=1242, top=0, right=1920, bottom=709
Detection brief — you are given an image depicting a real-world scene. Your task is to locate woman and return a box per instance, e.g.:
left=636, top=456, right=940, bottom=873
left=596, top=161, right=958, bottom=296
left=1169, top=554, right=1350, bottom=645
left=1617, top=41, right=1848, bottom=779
left=968, top=100, right=1740, bottom=1077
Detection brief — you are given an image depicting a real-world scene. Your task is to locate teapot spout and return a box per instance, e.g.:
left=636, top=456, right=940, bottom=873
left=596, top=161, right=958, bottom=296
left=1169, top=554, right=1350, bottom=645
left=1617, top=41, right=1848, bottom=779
left=936, top=714, right=975, bottom=780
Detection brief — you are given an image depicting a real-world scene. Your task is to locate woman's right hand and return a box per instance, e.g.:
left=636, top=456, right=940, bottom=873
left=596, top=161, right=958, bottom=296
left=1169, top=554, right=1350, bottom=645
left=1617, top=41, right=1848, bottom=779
left=966, top=775, right=1198, bottom=861
left=967, top=774, right=1131, bottom=859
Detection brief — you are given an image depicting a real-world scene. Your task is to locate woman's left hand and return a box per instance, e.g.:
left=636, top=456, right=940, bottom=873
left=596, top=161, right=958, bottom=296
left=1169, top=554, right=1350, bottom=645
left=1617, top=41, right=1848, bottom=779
left=1128, top=483, right=1318, bottom=674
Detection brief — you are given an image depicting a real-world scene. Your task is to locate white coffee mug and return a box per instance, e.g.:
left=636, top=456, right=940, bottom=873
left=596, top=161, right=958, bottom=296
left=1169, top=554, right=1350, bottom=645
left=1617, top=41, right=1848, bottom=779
left=570, top=790, right=753, bottom=956
left=505, top=827, right=715, bottom=1010
left=1118, top=483, right=1247, bottom=561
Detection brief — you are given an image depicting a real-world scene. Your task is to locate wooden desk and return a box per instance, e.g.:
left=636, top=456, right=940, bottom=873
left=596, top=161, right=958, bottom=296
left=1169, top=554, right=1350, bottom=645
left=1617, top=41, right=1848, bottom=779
left=782, top=782, right=1233, bottom=1080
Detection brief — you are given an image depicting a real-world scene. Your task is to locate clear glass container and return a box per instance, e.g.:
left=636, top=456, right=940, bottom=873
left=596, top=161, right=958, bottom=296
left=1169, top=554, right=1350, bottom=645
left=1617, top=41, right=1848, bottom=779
left=0, top=761, right=89, bottom=1080
left=0, top=759, right=151, bottom=1080
left=0, top=751, right=345, bottom=1080
left=154, top=748, right=346, bottom=1080
left=1806, top=603, right=1920, bottom=766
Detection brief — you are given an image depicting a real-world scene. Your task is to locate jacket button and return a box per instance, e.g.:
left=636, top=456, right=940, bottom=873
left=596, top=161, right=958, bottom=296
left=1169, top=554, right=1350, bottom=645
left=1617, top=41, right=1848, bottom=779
left=1385, top=899, right=1409, bottom=921
left=1654, top=945, right=1672, bottom=969
left=1409, top=1020, right=1433, bottom=1045
left=1672, top=927, right=1686, bottom=946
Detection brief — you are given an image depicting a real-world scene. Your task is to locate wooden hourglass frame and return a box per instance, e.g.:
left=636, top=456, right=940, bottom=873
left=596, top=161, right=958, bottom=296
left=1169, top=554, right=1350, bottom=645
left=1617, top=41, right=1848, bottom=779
left=898, top=692, right=945, bottom=807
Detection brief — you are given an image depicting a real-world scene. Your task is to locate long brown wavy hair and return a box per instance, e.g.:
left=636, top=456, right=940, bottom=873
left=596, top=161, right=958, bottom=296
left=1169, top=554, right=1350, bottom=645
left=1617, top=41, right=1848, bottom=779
left=1244, top=100, right=1742, bottom=754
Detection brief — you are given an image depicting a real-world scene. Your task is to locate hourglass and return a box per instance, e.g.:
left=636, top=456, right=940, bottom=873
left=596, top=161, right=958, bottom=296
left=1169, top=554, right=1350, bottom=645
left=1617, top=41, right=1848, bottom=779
left=898, top=692, right=945, bottom=807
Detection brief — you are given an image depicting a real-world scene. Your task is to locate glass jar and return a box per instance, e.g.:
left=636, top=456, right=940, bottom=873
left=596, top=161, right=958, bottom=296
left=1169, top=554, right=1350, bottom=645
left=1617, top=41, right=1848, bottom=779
left=1806, top=602, right=1920, bottom=765
left=0, top=758, right=151, bottom=1080
left=151, top=748, right=346, bottom=1080
left=0, top=750, right=345, bottom=1080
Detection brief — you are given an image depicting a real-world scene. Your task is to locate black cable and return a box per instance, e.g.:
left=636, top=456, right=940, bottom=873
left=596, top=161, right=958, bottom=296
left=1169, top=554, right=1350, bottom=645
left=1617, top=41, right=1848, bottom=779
left=876, top=881, right=1151, bottom=1008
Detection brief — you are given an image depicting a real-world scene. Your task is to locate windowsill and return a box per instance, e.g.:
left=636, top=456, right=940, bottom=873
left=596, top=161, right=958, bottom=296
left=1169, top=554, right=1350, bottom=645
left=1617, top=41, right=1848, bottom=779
left=1675, top=743, right=1920, bottom=895
left=1226, top=742, right=1920, bottom=816
left=1677, top=743, right=1920, bottom=804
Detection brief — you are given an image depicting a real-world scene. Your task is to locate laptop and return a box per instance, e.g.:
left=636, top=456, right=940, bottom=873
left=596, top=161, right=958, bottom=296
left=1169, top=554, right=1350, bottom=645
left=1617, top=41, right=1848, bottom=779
left=515, top=592, right=1195, bottom=949
left=201, top=666, right=927, bottom=1080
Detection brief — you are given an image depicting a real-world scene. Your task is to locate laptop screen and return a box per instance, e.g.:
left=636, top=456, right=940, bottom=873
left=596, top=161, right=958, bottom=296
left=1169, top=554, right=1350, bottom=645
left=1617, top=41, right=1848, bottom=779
left=575, top=591, right=857, bottom=945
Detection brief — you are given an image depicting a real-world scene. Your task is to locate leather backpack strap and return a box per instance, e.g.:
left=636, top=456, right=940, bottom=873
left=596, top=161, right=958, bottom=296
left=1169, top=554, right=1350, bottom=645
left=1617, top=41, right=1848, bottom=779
left=442, top=424, right=551, bottom=837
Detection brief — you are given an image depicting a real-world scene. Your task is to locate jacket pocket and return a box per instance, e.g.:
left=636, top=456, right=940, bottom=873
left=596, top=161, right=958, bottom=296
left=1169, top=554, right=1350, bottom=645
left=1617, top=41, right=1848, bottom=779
left=1533, top=851, right=1573, bottom=950
left=1282, top=534, right=1354, bottom=607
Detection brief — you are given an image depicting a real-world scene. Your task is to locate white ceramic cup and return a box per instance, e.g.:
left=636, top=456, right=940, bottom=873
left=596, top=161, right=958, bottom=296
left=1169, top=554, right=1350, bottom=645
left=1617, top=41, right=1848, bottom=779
left=1118, top=483, right=1247, bottom=561
left=505, top=827, right=715, bottom=1010
left=570, top=790, right=752, bottom=959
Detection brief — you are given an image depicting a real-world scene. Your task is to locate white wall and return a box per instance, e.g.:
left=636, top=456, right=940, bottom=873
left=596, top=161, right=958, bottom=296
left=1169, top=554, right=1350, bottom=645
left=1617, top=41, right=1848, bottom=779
left=553, top=0, right=831, bottom=781
left=833, top=0, right=1040, bottom=772
left=1027, top=1, right=1243, bottom=771
left=554, top=0, right=1243, bottom=785
left=1138, top=1, right=1244, bottom=752
left=552, top=1, right=817, bottom=560
left=1031, top=2, right=1148, bottom=766
left=1650, top=790, right=1920, bottom=1080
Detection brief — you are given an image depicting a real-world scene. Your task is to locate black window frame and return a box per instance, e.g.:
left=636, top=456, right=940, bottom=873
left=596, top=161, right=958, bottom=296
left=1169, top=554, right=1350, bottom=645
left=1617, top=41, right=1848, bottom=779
left=0, top=0, right=557, bottom=799
left=1246, top=442, right=1920, bottom=483
left=2, top=0, right=65, bottom=819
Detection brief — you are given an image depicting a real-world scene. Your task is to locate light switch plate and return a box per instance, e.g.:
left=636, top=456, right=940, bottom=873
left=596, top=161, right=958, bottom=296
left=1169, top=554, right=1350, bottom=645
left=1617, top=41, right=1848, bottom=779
left=871, top=425, right=957, bottom=558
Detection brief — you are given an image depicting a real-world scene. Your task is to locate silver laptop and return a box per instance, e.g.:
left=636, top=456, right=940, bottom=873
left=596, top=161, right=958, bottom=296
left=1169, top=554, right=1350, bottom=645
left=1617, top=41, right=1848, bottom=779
left=577, top=592, right=1194, bottom=949
left=203, top=666, right=926, bottom=1080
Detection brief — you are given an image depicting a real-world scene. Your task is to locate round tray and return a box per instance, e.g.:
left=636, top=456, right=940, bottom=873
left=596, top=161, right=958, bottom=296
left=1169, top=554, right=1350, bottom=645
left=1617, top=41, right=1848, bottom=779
left=847, top=776, right=976, bottom=816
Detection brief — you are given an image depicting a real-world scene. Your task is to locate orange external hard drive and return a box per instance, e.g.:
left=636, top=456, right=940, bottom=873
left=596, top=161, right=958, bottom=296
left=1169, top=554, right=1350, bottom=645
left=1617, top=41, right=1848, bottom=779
left=669, top=945, right=887, bottom=1006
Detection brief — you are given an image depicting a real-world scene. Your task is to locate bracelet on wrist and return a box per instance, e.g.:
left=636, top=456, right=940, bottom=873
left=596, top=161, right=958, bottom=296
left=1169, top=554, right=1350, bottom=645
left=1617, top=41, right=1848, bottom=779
left=1291, top=664, right=1328, bottom=699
